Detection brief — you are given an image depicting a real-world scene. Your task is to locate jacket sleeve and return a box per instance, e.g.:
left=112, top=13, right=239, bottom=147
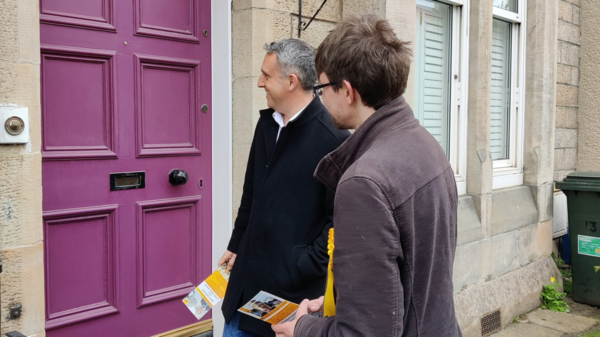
left=227, top=124, right=258, bottom=254
left=296, top=187, right=335, bottom=283
left=294, top=176, right=403, bottom=337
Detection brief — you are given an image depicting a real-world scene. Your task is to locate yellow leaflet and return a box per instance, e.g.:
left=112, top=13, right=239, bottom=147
left=199, top=290, right=214, bottom=307
left=265, top=302, right=299, bottom=324
left=205, top=269, right=228, bottom=299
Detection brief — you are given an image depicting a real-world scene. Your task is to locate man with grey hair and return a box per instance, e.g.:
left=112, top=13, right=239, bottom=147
left=218, top=38, right=349, bottom=336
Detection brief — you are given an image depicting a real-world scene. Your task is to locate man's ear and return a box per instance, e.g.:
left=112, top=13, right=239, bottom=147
left=343, top=80, right=364, bottom=107
left=343, top=80, right=355, bottom=105
left=288, top=74, right=300, bottom=92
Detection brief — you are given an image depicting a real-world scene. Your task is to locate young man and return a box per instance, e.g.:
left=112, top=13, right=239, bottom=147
left=219, top=39, right=349, bottom=337
left=272, top=15, right=462, bottom=337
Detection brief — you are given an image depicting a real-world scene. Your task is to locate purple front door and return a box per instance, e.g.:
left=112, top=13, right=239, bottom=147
left=40, top=1, right=212, bottom=336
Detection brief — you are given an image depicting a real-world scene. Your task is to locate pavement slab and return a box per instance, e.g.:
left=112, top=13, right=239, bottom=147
left=528, top=308, right=599, bottom=333
left=492, top=323, right=564, bottom=337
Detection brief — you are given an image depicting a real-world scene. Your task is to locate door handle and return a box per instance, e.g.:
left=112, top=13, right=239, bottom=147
left=169, top=169, right=189, bottom=186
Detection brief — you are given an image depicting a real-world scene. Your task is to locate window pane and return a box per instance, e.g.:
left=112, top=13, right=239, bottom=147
left=414, top=0, right=452, bottom=155
left=490, top=19, right=512, bottom=160
left=493, top=0, right=518, bottom=13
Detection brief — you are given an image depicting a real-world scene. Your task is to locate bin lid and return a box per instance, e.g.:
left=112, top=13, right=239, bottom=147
left=556, top=171, right=600, bottom=191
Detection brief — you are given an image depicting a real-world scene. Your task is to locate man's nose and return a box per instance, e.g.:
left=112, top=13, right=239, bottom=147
left=257, top=78, right=264, bottom=88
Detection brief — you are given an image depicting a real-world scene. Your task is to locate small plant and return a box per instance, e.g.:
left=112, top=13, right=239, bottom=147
left=580, top=330, right=600, bottom=337
left=540, top=277, right=570, bottom=312
left=564, top=278, right=573, bottom=295
left=552, top=252, right=565, bottom=267
left=560, top=268, right=572, bottom=278
left=513, top=316, right=520, bottom=323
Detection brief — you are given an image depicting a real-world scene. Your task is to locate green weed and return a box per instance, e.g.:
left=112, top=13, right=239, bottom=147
left=561, top=268, right=572, bottom=278
left=540, top=277, right=569, bottom=313
left=552, top=252, right=565, bottom=267
left=579, top=330, right=600, bottom=337
left=564, top=278, right=573, bottom=295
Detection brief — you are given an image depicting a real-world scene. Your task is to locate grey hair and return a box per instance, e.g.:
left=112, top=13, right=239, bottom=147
left=264, top=39, right=317, bottom=92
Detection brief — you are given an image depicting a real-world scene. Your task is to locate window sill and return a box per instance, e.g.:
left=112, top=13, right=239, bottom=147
left=493, top=169, right=523, bottom=190
left=456, top=180, right=466, bottom=196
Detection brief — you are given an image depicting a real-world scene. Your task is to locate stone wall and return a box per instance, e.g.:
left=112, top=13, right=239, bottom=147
left=577, top=0, right=600, bottom=171
left=555, top=0, right=581, bottom=181
left=455, top=0, right=559, bottom=333
left=0, top=0, right=45, bottom=336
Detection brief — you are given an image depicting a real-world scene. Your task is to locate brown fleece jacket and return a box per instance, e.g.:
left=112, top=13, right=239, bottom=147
left=295, top=96, right=462, bottom=337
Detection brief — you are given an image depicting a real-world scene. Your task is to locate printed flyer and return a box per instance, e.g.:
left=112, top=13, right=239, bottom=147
left=183, top=264, right=230, bottom=320
left=238, top=291, right=299, bottom=324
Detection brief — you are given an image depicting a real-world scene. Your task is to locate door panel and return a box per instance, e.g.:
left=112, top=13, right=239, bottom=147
left=41, top=47, right=117, bottom=159
left=41, top=0, right=116, bottom=31
left=44, top=206, right=119, bottom=330
left=134, top=0, right=201, bottom=42
left=135, top=55, right=202, bottom=157
left=41, top=1, right=211, bottom=336
left=137, top=197, right=202, bottom=308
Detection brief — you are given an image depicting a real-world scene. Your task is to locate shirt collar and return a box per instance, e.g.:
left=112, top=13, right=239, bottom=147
left=272, top=99, right=312, bottom=128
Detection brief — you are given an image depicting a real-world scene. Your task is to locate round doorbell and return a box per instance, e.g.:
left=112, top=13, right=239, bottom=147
left=5, top=116, right=25, bottom=135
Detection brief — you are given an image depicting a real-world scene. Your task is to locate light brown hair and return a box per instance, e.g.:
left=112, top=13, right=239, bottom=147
left=315, top=14, right=412, bottom=109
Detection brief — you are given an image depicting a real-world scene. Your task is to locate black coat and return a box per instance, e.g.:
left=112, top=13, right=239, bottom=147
left=222, top=97, right=349, bottom=336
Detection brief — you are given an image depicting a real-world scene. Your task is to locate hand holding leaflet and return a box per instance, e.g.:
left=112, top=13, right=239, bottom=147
left=271, top=298, right=313, bottom=337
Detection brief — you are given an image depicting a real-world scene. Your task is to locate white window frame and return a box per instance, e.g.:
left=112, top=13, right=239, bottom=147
left=415, top=0, right=470, bottom=195
left=211, top=0, right=232, bottom=335
left=451, top=0, right=469, bottom=196
left=491, top=0, right=526, bottom=190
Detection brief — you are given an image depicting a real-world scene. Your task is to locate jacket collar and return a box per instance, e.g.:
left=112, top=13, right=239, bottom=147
left=314, top=96, right=416, bottom=191
left=259, top=95, right=324, bottom=129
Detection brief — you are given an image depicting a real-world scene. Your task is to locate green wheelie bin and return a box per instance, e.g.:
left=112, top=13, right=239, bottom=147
left=556, top=171, right=600, bottom=306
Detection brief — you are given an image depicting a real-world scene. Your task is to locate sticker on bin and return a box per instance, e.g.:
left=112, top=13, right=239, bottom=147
left=578, top=235, right=600, bottom=258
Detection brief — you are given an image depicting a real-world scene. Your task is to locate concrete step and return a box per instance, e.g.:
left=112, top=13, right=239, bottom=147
left=491, top=308, right=599, bottom=337
left=527, top=309, right=598, bottom=334
left=190, top=331, right=212, bottom=337
left=492, top=323, right=563, bottom=337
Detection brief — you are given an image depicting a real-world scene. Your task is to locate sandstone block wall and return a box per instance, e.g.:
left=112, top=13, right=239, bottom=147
left=555, top=0, right=581, bottom=181
left=0, top=0, right=45, bottom=336
left=577, top=0, right=600, bottom=171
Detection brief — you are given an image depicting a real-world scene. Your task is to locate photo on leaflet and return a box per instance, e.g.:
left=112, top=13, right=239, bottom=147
left=183, top=288, right=211, bottom=319
left=239, top=293, right=283, bottom=318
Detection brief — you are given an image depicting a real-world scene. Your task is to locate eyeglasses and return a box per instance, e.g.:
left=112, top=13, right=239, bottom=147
left=313, top=82, right=336, bottom=97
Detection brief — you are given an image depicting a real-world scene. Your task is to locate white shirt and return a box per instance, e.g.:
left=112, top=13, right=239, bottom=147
left=272, top=101, right=311, bottom=141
